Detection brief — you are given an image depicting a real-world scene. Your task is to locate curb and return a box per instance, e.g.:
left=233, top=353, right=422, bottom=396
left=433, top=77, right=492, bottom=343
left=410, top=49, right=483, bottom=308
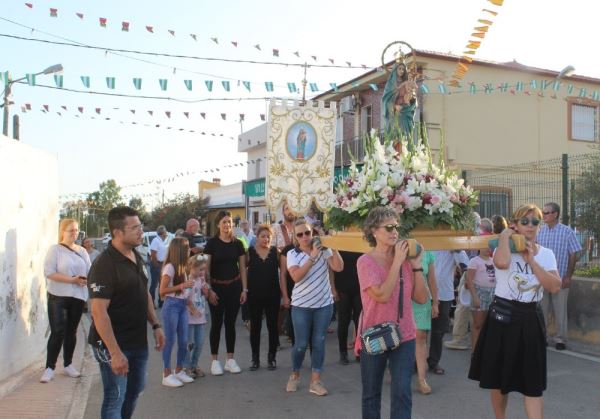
left=67, top=314, right=97, bottom=419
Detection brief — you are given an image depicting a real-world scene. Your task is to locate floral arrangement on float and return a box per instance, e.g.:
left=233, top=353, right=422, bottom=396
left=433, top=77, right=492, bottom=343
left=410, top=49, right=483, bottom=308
left=327, top=128, right=479, bottom=237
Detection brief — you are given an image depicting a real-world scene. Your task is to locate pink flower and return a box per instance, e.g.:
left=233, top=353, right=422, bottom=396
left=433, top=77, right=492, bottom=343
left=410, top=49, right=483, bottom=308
left=430, top=194, right=441, bottom=205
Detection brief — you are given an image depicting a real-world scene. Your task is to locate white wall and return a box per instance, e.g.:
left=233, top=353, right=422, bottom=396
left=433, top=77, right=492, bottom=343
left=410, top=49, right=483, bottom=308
left=0, top=136, right=58, bottom=381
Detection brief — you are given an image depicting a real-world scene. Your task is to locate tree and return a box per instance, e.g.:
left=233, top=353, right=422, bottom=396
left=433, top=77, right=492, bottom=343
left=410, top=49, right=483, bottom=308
left=147, top=193, right=210, bottom=232
left=573, top=158, right=600, bottom=242
left=128, top=196, right=149, bottom=223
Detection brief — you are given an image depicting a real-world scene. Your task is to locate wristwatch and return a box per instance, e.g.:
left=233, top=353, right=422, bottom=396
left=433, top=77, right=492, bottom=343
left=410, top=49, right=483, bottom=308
left=152, top=323, right=162, bottom=330
left=243, top=289, right=249, bottom=293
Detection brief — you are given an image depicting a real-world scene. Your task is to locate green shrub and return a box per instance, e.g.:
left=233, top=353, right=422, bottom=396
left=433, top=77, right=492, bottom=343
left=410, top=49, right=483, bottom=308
left=574, top=265, right=600, bottom=278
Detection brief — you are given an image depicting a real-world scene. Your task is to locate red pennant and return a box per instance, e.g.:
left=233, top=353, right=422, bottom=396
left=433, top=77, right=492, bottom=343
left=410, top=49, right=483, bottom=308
left=61, top=105, right=67, bottom=111
left=95, top=108, right=101, bottom=114
left=49, top=8, right=58, bottom=17
left=25, top=103, right=31, bottom=110
left=148, top=110, right=153, bottom=116
left=183, top=112, right=189, bottom=118
left=293, top=51, right=300, bottom=57
left=76, top=12, right=83, bottom=19
left=122, top=21, right=130, bottom=31
left=200, top=113, right=206, bottom=119
left=272, top=49, right=279, bottom=57
left=168, top=30, right=175, bottom=36
left=311, top=55, right=317, bottom=61
left=146, top=26, right=154, bottom=33
left=99, top=17, right=107, bottom=27
left=221, top=113, right=226, bottom=120
left=165, top=111, right=171, bottom=118
left=239, top=114, right=245, bottom=121
left=328, top=58, right=334, bottom=64
left=25, top=3, right=33, bottom=8
left=43, top=104, right=49, bottom=111
left=130, top=109, right=135, bottom=114
left=231, top=41, right=238, bottom=47
left=78, top=107, right=84, bottom=113
left=260, top=114, right=265, bottom=121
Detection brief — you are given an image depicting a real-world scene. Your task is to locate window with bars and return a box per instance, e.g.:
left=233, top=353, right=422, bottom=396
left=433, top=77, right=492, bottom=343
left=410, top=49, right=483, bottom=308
left=569, top=101, right=599, bottom=142
left=360, top=105, right=372, bottom=135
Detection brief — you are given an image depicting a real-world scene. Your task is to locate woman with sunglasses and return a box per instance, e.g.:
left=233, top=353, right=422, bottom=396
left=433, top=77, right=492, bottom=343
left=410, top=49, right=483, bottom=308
left=285, top=218, right=343, bottom=396
left=469, top=204, right=561, bottom=419
left=356, top=207, right=428, bottom=419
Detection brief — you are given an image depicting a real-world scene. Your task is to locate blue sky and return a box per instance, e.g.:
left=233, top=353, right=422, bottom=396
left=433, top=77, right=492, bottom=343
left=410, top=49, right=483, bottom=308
left=2, top=0, right=597, bottom=207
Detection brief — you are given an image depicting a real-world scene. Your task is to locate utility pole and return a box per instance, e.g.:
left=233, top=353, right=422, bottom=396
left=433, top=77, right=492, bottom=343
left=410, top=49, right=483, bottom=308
left=301, top=62, right=308, bottom=105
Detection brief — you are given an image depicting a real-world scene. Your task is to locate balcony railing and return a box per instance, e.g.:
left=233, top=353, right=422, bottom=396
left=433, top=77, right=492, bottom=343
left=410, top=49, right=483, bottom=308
left=335, top=136, right=365, bottom=166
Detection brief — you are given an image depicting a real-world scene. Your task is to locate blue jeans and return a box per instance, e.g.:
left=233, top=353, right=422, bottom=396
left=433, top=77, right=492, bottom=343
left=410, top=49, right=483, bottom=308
left=291, top=304, right=333, bottom=373
left=161, top=297, right=189, bottom=370
left=361, top=339, right=415, bottom=419
left=149, top=264, right=161, bottom=307
left=185, top=323, right=206, bottom=369
left=93, top=345, right=148, bottom=419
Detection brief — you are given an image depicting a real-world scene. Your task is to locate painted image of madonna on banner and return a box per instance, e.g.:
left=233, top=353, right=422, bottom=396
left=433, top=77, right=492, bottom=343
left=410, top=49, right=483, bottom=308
left=286, top=122, right=317, bottom=161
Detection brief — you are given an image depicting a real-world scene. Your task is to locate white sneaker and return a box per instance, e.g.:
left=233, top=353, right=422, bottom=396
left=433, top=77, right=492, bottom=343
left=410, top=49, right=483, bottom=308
left=63, top=364, right=81, bottom=378
left=40, top=368, right=54, bottom=383
left=211, top=360, right=224, bottom=376
left=162, top=374, right=183, bottom=387
left=175, top=370, right=194, bottom=384
left=224, top=358, right=242, bottom=374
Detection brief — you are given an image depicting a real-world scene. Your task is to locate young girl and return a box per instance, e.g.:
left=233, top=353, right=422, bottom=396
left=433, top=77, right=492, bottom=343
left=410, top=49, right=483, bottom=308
left=185, top=255, right=212, bottom=378
left=466, top=248, right=496, bottom=352
left=160, top=237, right=195, bottom=387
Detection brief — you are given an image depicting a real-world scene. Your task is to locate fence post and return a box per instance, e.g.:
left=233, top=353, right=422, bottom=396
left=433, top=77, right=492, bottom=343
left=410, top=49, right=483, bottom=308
left=561, top=153, right=569, bottom=225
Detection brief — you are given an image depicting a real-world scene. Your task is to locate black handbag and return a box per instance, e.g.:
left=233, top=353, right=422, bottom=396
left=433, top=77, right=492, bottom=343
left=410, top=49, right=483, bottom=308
left=490, top=298, right=513, bottom=324
left=360, top=270, right=404, bottom=355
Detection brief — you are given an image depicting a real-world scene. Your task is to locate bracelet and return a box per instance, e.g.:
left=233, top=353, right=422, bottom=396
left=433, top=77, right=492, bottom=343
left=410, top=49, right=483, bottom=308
left=412, top=268, right=424, bottom=272
left=152, top=323, right=162, bottom=330
left=242, top=289, right=248, bottom=293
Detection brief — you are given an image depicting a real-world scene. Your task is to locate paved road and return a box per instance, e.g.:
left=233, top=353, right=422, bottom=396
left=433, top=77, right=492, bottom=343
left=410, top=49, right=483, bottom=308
left=84, top=317, right=600, bottom=419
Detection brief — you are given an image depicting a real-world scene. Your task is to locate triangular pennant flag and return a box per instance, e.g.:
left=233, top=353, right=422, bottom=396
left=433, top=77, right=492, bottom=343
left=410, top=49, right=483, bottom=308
left=328, top=58, right=334, bottom=64
left=592, top=91, right=599, bottom=101
left=471, top=32, right=486, bottom=39
left=515, top=81, right=523, bottom=92
left=222, top=81, right=230, bottom=92
left=488, top=0, right=504, bottom=5
left=99, top=17, right=107, bottom=27
left=106, top=77, right=116, bottom=89
left=231, top=41, right=238, bottom=47
left=165, top=111, right=171, bottom=118
left=469, top=83, right=477, bottom=95
left=80, top=76, right=90, bottom=88
left=184, top=80, right=193, bottom=91
left=132, top=78, right=142, bottom=90
left=95, top=108, right=101, bottom=114
left=272, top=49, right=279, bottom=57
left=239, top=114, right=245, bottom=121
left=221, top=113, right=226, bottom=120
left=200, top=112, right=206, bottom=119
left=130, top=109, right=136, bottom=114
left=76, top=12, right=83, bottom=19
left=499, top=82, right=509, bottom=92
left=346, top=61, right=352, bottom=67
left=49, top=8, right=58, bottom=17
left=475, top=26, right=489, bottom=32
left=530, top=80, right=537, bottom=90
left=205, top=80, right=213, bottom=91
left=287, top=82, right=297, bottom=93
left=579, top=88, right=587, bottom=98
left=159, top=79, right=168, bottom=91
left=369, top=84, right=378, bottom=91
left=78, top=106, right=84, bottom=113
left=42, top=104, right=49, bottom=112
left=293, top=51, right=300, bottom=57
left=540, top=80, right=548, bottom=90
left=25, top=3, right=33, bottom=8
left=146, top=26, right=154, bottom=33
left=148, top=110, right=154, bottom=116
left=242, top=81, right=251, bottom=92
left=260, top=114, right=265, bottom=121
left=211, top=37, right=219, bottom=44
left=25, top=103, right=32, bottom=110
left=168, top=30, right=175, bottom=36
left=330, top=83, right=338, bottom=91
left=254, top=44, right=261, bottom=50
left=466, top=41, right=481, bottom=49
left=567, top=84, right=574, bottom=94
left=309, top=83, right=318, bottom=92
left=21, top=105, right=27, bottom=113
left=122, top=22, right=130, bottom=32
left=190, top=34, right=197, bottom=41
left=438, top=83, right=447, bottom=94
left=484, top=84, right=493, bottom=94
left=420, top=84, right=430, bottom=94
left=184, top=112, right=189, bottom=118
left=265, top=82, right=274, bottom=92
left=311, top=55, right=317, bottom=61
left=482, top=8, right=498, bottom=16
left=552, top=80, right=561, bottom=91
left=54, top=74, right=63, bottom=88
left=478, top=19, right=493, bottom=25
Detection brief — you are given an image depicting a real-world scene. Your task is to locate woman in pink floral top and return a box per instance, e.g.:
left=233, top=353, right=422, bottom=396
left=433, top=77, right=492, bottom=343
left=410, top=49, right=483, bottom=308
left=356, top=207, right=428, bottom=419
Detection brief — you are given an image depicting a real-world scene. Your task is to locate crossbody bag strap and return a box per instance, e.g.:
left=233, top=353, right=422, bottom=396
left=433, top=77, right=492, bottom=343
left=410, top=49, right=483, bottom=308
left=60, top=243, right=85, bottom=261
left=398, top=267, right=404, bottom=322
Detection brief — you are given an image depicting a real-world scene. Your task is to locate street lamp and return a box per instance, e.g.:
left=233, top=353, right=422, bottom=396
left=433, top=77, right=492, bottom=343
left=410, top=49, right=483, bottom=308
left=2, top=63, right=63, bottom=139
left=556, top=65, right=575, bottom=81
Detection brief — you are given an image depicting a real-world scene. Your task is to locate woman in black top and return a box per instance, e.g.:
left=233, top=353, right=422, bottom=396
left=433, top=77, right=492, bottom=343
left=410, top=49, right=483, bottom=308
left=333, top=251, right=362, bottom=365
left=280, top=243, right=296, bottom=345
left=204, top=211, right=248, bottom=375
left=247, top=225, right=283, bottom=370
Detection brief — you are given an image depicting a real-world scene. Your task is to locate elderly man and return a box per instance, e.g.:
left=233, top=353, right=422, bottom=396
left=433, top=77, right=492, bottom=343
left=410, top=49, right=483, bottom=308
left=538, top=202, right=581, bottom=350
left=237, top=219, right=255, bottom=245
left=182, top=218, right=204, bottom=255
left=149, top=226, right=169, bottom=308
left=83, top=237, right=101, bottom=264
left=271, top=203, right=296, bottom=251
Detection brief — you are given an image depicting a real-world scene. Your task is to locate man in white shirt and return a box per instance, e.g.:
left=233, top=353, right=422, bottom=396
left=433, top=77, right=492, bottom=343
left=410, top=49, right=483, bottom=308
left=236, top=219, right=255, bottom=246
left=428, top=250, right=469, bottom=374
left=149, top=226, right=170, bottom=308
left=272, top=203, right=296, bottom=251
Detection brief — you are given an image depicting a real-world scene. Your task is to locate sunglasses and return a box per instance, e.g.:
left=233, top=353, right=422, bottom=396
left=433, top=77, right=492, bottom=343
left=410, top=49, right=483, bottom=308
left=379, top=224, right=399, bottom=232
left=518, top=217, right=541, bottom=227
left=295, top=230, right=312, bottom=238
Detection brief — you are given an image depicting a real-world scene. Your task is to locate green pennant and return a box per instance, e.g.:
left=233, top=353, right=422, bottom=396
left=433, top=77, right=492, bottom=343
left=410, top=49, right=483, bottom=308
left=287, top=82, right=297, bottom=93
left=222, top=81, right=230, bottom=92
left=132, top=78, right=142, bottom=90
left=159, top=79, right=168, bottom=91
left=242, top=81, right=251, bottom=92
left=205, top=80, right=213, bottom=92
left=265, top=82, right=273, bottom=92
left=330, top=82, right=338, bottom=91
left=54, top=74, right=63, bottom=88
left=25, top=73, right=36, bottom=86
left=184, top=80, right=193, bottom=91
left=81, top=76, right=90, bottom=88
left=106, top=77, right=116, bottom=89
left=309, top=83, right=318, bottom=92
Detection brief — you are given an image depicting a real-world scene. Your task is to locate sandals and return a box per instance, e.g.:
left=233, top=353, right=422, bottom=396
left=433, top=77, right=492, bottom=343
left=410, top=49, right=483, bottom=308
left=418, top=379, right=432, bottom=395
left=430, top=365, right=445, bottom=375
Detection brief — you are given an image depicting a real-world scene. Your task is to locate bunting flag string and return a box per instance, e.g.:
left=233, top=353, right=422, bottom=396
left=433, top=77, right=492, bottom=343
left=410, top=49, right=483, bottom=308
left=449, top=0, right=504, bottom=87
left=21, top=2, right=370, bottom=69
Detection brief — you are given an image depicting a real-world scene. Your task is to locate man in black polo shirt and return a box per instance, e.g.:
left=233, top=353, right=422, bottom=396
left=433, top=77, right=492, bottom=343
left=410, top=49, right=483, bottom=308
left=88, top=206, right=165, bottom=419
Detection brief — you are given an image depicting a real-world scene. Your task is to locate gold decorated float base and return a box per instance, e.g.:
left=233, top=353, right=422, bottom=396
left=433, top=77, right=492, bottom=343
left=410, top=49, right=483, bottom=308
left=320, top=226, right=515, bottom=253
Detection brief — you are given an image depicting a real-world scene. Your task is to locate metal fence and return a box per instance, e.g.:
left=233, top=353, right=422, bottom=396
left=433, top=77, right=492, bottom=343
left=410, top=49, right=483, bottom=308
left=464, top=152, right=600, bottom=267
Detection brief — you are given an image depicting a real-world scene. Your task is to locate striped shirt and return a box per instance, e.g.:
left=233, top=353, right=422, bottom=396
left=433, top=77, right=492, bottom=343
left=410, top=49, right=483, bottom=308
left=287, top=247, right=333, bottom=308
left=537, top=223, right=581, bottom=279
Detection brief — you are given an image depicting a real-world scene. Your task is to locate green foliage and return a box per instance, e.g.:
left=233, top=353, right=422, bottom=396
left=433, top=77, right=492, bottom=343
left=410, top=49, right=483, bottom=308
left=574, top=265, right=600, bottom=278
left=147, top=193, right=210, bottom=232
left=573, top=158, right=600, bottom=242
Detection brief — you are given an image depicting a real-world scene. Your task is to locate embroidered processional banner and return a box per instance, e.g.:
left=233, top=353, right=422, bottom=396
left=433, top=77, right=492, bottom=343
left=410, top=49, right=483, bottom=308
left=266, top=99, right=336, bottom=215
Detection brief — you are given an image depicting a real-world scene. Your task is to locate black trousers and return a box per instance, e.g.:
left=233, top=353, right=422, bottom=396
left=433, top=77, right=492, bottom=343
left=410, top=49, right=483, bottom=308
left=248, top=295, right=280, bottom=359
left=209, top=281, right=242, bottom=355
left=428, top=300, right=452, bottom=369
left=337, top=290, right=362, bottom=354
left=46, top=293, right=84, bottom=370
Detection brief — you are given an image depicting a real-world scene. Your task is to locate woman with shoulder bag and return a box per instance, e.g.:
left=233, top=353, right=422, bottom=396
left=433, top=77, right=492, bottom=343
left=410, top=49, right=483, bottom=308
left=356, top=207, right=428, bottom=419
left=469, top=203, right=561, bottom=419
